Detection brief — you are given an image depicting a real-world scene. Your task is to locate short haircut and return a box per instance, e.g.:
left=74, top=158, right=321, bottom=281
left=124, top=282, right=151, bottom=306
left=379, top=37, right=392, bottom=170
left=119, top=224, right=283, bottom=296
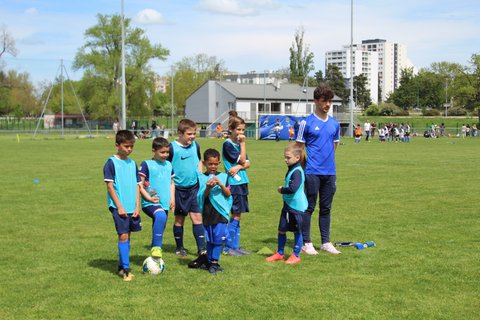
left=313, top=84, right=334, bottom=101
left=228, top=116, right=246, bottom=131
left=116, top=130, right=135, bottom=144
left=177, top=118, right=197, bottom=133
left=152, top=137, right=169, bottom=150
left=228, top=110, right=238, bottom=118
left=284, top=142, right=303, bottom=158
left=203, top=148, right=220, bottom=161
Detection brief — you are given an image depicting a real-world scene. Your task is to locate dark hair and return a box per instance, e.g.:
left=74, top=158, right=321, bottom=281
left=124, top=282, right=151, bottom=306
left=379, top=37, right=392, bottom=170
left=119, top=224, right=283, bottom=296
left=313, top=84, right=334, bottom=100
left=116, top=130, right=135, bottom=144
left=228, top=110, right=238, bottom=118
left=203, top=148, right=220, bottom=161
left=228, top=116, right=246, bottom=131
left=177, top=118, right=197, bottom=133
left=152, top=137, right=169, bottom=150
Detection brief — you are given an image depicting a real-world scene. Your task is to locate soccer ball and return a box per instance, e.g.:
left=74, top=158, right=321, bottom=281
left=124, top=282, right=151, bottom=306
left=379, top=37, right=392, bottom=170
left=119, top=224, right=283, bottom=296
left=142, top=256, right=165, bottom=275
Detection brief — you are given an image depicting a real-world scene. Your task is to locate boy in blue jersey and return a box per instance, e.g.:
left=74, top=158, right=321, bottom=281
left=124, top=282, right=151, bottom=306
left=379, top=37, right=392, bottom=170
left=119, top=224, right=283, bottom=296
left=167, top=119, right=207, bottom=265
left=222, top=116, right=251, bottom=256
left=296, top=84, right=342, bottom=255
left=139, top=137, right=175, bottom=261
left=196, top=149, right=232, bottom=274
left=266, top=143, right=307, bottom=264
left=103, top=130, right=142, bottom=281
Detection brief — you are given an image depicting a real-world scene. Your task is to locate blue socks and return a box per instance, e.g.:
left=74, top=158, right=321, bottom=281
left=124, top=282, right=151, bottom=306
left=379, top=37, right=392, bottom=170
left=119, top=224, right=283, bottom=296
left=226, top=218, right=240, bottom=250
left=173, top=225, right=184, bottom=249
left=211, top=244, right=223, bottom=262
left=192, top=223, right=205, bottom=252
left=152, top=210, right=167, bottom=247
left=293, top=232, right=303, bottom=257
left=277, top=233, right=287, bottom=255
left=118, top=240, right=130, bottom=270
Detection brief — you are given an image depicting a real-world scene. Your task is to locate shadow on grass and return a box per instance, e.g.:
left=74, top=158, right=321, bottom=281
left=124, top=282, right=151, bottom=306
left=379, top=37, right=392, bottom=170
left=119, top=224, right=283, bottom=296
left=88, top=255, right=147, bottom=274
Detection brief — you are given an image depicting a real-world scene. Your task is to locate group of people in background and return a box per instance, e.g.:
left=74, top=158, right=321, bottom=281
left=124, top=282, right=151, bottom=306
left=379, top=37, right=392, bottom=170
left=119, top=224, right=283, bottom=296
left=103, top=84, right=342, bottom=281
left=355, top=120, right=412, bottom=143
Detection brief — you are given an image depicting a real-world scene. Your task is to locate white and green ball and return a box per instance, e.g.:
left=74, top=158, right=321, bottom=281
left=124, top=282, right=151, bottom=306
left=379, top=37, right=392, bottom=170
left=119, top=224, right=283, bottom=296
left=142, top=256, right=165, bottom=275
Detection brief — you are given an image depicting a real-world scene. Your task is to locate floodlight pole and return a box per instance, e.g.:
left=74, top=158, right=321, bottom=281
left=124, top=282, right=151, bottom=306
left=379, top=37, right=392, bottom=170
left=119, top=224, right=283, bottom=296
left=349, top=0, right=354, bottom=138
left=121, top=0, right=127, bottom=130
left=61, top=59, right=65, bottom=138
left=171, top=66, right=175, bottom=133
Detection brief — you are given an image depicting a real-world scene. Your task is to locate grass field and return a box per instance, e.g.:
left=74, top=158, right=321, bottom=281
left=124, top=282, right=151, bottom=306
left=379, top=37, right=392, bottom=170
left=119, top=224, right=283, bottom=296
left=1, top=134, right=479, bottom=319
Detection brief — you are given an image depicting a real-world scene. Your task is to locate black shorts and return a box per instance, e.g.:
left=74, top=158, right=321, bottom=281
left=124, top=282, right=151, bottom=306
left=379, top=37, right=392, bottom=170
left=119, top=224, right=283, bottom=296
left=174, top=184, right=200, bottom=216
left=109, top=207, right=142, bottom=235
left=278, top=204, right=304, bottom=233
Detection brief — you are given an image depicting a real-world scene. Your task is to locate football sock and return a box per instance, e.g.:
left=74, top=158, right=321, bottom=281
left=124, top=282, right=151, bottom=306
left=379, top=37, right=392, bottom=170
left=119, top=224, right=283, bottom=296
left=207, top=243, right=214, bottom=261
left=192, top=223, right=205, bottom=252
left=212, top=244, right=223, bottom=261
left=118, top=241, right=130, bottom=270
left=234, top=220, right=241, bottom=250
left=226, top=219, right=239, bottom=250
left=293, top=232, right=303, bottom=257
left=173, top=225, right=184, bottom=249
left=277, top=233, right=287, bottom=255
left=152, top=210, right=167, bottom=247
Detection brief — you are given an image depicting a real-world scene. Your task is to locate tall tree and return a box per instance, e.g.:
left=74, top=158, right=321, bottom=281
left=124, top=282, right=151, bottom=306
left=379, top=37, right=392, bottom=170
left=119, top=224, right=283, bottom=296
left=169, top=53, right=225, bottom=114
left=288, top=26, right=314, bottom=85
left=0, top=70, right=38, bottom=116
left=73, top=14, right=169, bottom=119
left=353, top=73, right=372, bottom=110
left=324, top=64, right=349, bottom=103
left=0, top=25, right=18, bottom=62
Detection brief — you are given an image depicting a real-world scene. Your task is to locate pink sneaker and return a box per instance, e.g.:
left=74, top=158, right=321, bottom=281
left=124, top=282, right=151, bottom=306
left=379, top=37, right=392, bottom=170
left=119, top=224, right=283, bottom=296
left=320, top=242, right=341, bottom=254
left=302, top=242, right=318, bottom=255
left=285, top=254, right=301, bottom=264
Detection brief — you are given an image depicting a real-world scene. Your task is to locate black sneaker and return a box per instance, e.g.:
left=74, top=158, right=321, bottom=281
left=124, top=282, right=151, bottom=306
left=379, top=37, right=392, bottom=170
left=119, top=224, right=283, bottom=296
left=175, top=247, right=188, bottom=257
left=208, top=262, right=224, bottom=275
left=187, top=252, right=209, bottom=269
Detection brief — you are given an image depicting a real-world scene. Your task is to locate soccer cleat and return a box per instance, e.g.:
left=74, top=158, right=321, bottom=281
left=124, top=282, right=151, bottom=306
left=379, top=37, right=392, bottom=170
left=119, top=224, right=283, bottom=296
left=265, top=252, right=285, bottom=262
left=285, top=254, right=301, bottom=265
left=187, top=251, right=209, bottom=269
left=117, top=266, right=125, bottom=277
left=320, top=242, right=341, bottom=255
left=175, top=247, right=188, bottom=257
left=208, top=262, right=224, bottom=275
left=236, top=247, right=251, bottom=255
left=151, top=246, right=163, bottom=259
left=223, top=248, right=243, bottom=256
left=122, top=269, right=134, bottom=282
left=302, top=242, right=319, bottom=255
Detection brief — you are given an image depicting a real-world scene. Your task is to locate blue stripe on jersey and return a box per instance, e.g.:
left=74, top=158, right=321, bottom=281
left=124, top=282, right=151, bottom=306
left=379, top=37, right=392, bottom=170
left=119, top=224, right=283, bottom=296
left=170, top=141, right=200, bottom=187
left=297, top=114, right=339, bottom=175
left=106, top=156, right=138, bottom=213
left=140, top=159, right=173, bottom=210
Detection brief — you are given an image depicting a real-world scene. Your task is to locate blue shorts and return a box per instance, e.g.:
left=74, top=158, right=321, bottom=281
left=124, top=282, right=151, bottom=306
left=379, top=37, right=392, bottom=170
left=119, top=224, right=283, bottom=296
left=204, top=223, right=227, bottom=245
left=232, top=193, right=249, bottom=214
left=142, top=205, right=168, bottom=219
left=109, top=207, right=142, bottom=235
left=175, top=184, right=200, bottom=216
left=278, top=204, right=304, bottom=233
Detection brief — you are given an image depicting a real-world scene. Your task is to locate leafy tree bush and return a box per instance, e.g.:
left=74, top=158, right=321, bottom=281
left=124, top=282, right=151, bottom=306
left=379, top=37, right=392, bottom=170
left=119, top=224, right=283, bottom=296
left=422, top=109, right=441, bottom=116
left=447, top=107, right=467, bottom=116
left=379, top=103, right=402, bottom=116
left=365, top=104, right=381, bottom=116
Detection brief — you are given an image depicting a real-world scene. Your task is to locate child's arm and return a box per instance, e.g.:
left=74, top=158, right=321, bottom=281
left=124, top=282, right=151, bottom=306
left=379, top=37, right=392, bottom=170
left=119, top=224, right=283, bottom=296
left=209, top=176, right=231, bottom=197
left=133, top=184, right=141, bottom=218
left=237, top=134, right=247, bottom=165
left=278, top=170, right=302, bottom=195
left=169, top=178, right=175, bottom=211
left=139, top=175, right=160, bottom=203
left=106, top=181, right=127, bottom=217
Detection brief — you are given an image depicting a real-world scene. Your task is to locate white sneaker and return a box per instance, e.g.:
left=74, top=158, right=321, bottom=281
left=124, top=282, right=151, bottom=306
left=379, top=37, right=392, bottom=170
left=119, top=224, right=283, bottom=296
left=301, top=242, right=318, bottom=255
left=320, top=242, right=341, bottom=254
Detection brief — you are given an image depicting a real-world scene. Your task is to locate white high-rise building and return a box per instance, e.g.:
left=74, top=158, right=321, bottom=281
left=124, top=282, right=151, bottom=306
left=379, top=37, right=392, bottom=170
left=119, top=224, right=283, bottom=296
left=361, top=39, right=415, bottom=102
left=325, top=45, right=379, bottom=105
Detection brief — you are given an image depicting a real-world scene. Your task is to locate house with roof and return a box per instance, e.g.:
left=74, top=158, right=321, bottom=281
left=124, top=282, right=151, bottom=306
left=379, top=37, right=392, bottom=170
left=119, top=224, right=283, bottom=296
left=185, top=80, right=347, bottom=138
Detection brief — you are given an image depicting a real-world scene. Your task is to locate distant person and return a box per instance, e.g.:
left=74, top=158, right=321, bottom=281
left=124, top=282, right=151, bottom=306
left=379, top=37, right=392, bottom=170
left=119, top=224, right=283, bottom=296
left=296, top=84, right=341, bottom=255
left=274, top=118, right=282, bottom=142
left=196, top=148, right=233, bottom=274
left=354, top=124, right=362, bottom=143
left=167, top=119, right=206, bottom=265
left=364, top=120, right=371, bottom=142
left=139, top=137, right=175, bottom=263
left=265, top=143, right=307, bottom=265
left=289, top=125, right=295, bottom=141
left=151, top=120, right=158, bottom=138
left=103, top=130, right=141, bottom=281
left=112, top=118, right=120, bottom=134
left=216, top=123, right=223, bottom=139
left=131, top=120, right=137, bottom=137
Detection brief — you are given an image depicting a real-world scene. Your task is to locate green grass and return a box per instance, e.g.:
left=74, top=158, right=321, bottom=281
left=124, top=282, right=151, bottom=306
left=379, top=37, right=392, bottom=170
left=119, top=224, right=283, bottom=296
left=1, top=135, right=479, bottom=319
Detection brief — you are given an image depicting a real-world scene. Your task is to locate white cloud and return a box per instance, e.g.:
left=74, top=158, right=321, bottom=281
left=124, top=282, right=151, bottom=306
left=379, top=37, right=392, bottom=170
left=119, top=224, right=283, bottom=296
left=25, top=7, right=38, bottom=15
left=134, top=9, right=166, bottom=25
left=197, top=0, right=280, bottom=16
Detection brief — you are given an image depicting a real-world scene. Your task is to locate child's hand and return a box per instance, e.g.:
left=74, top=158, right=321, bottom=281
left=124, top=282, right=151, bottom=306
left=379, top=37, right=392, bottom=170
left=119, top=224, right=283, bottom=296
left=118, top=206, right=128, bottom=217
left=169, top=199, right=175, bottom=211
left=132, top=208, right=140, bottom=218
left=228, top=165, right=240, bottom=176
left=277, top=186, right=283, bottom=194
left=150, top=196, right=160, bottom=204
left=237, top=134, right=246, bottom=142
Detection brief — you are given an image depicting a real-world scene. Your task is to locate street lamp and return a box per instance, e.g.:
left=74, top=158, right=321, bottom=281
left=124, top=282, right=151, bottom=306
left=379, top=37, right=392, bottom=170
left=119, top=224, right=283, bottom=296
left=121, top=0, right=126, bottom=130
left=349, top=0, right=354, bottom=138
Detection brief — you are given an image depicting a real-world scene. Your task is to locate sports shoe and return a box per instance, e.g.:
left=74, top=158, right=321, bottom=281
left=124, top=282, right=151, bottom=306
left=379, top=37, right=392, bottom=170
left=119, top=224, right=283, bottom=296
left=175, top=247, right=188, bottom=257
left=188, top=251, right=209, bottom=269
left=208, top=262, right=224, bottom=275
left=265, top=252, right=285, bottom=262
left=117, top=266, right=125, bottom=277
left=236, top=247, right=251, bottom=255
left=320, top=242, right=341, bottom=255
left=151, top=246, right=163, bottom=259
left=122, top=269, right=134, bottom=282
left=223, top=248, right=243, bottom=256
left=302, top=242, right=318, bottom=255
left=285, top=254, right=301, bottom=264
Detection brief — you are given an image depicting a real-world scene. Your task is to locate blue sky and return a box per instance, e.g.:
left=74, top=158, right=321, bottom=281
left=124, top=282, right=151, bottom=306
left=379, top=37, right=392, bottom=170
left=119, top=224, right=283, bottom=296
left=1, top=0, right=479, bottom=84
